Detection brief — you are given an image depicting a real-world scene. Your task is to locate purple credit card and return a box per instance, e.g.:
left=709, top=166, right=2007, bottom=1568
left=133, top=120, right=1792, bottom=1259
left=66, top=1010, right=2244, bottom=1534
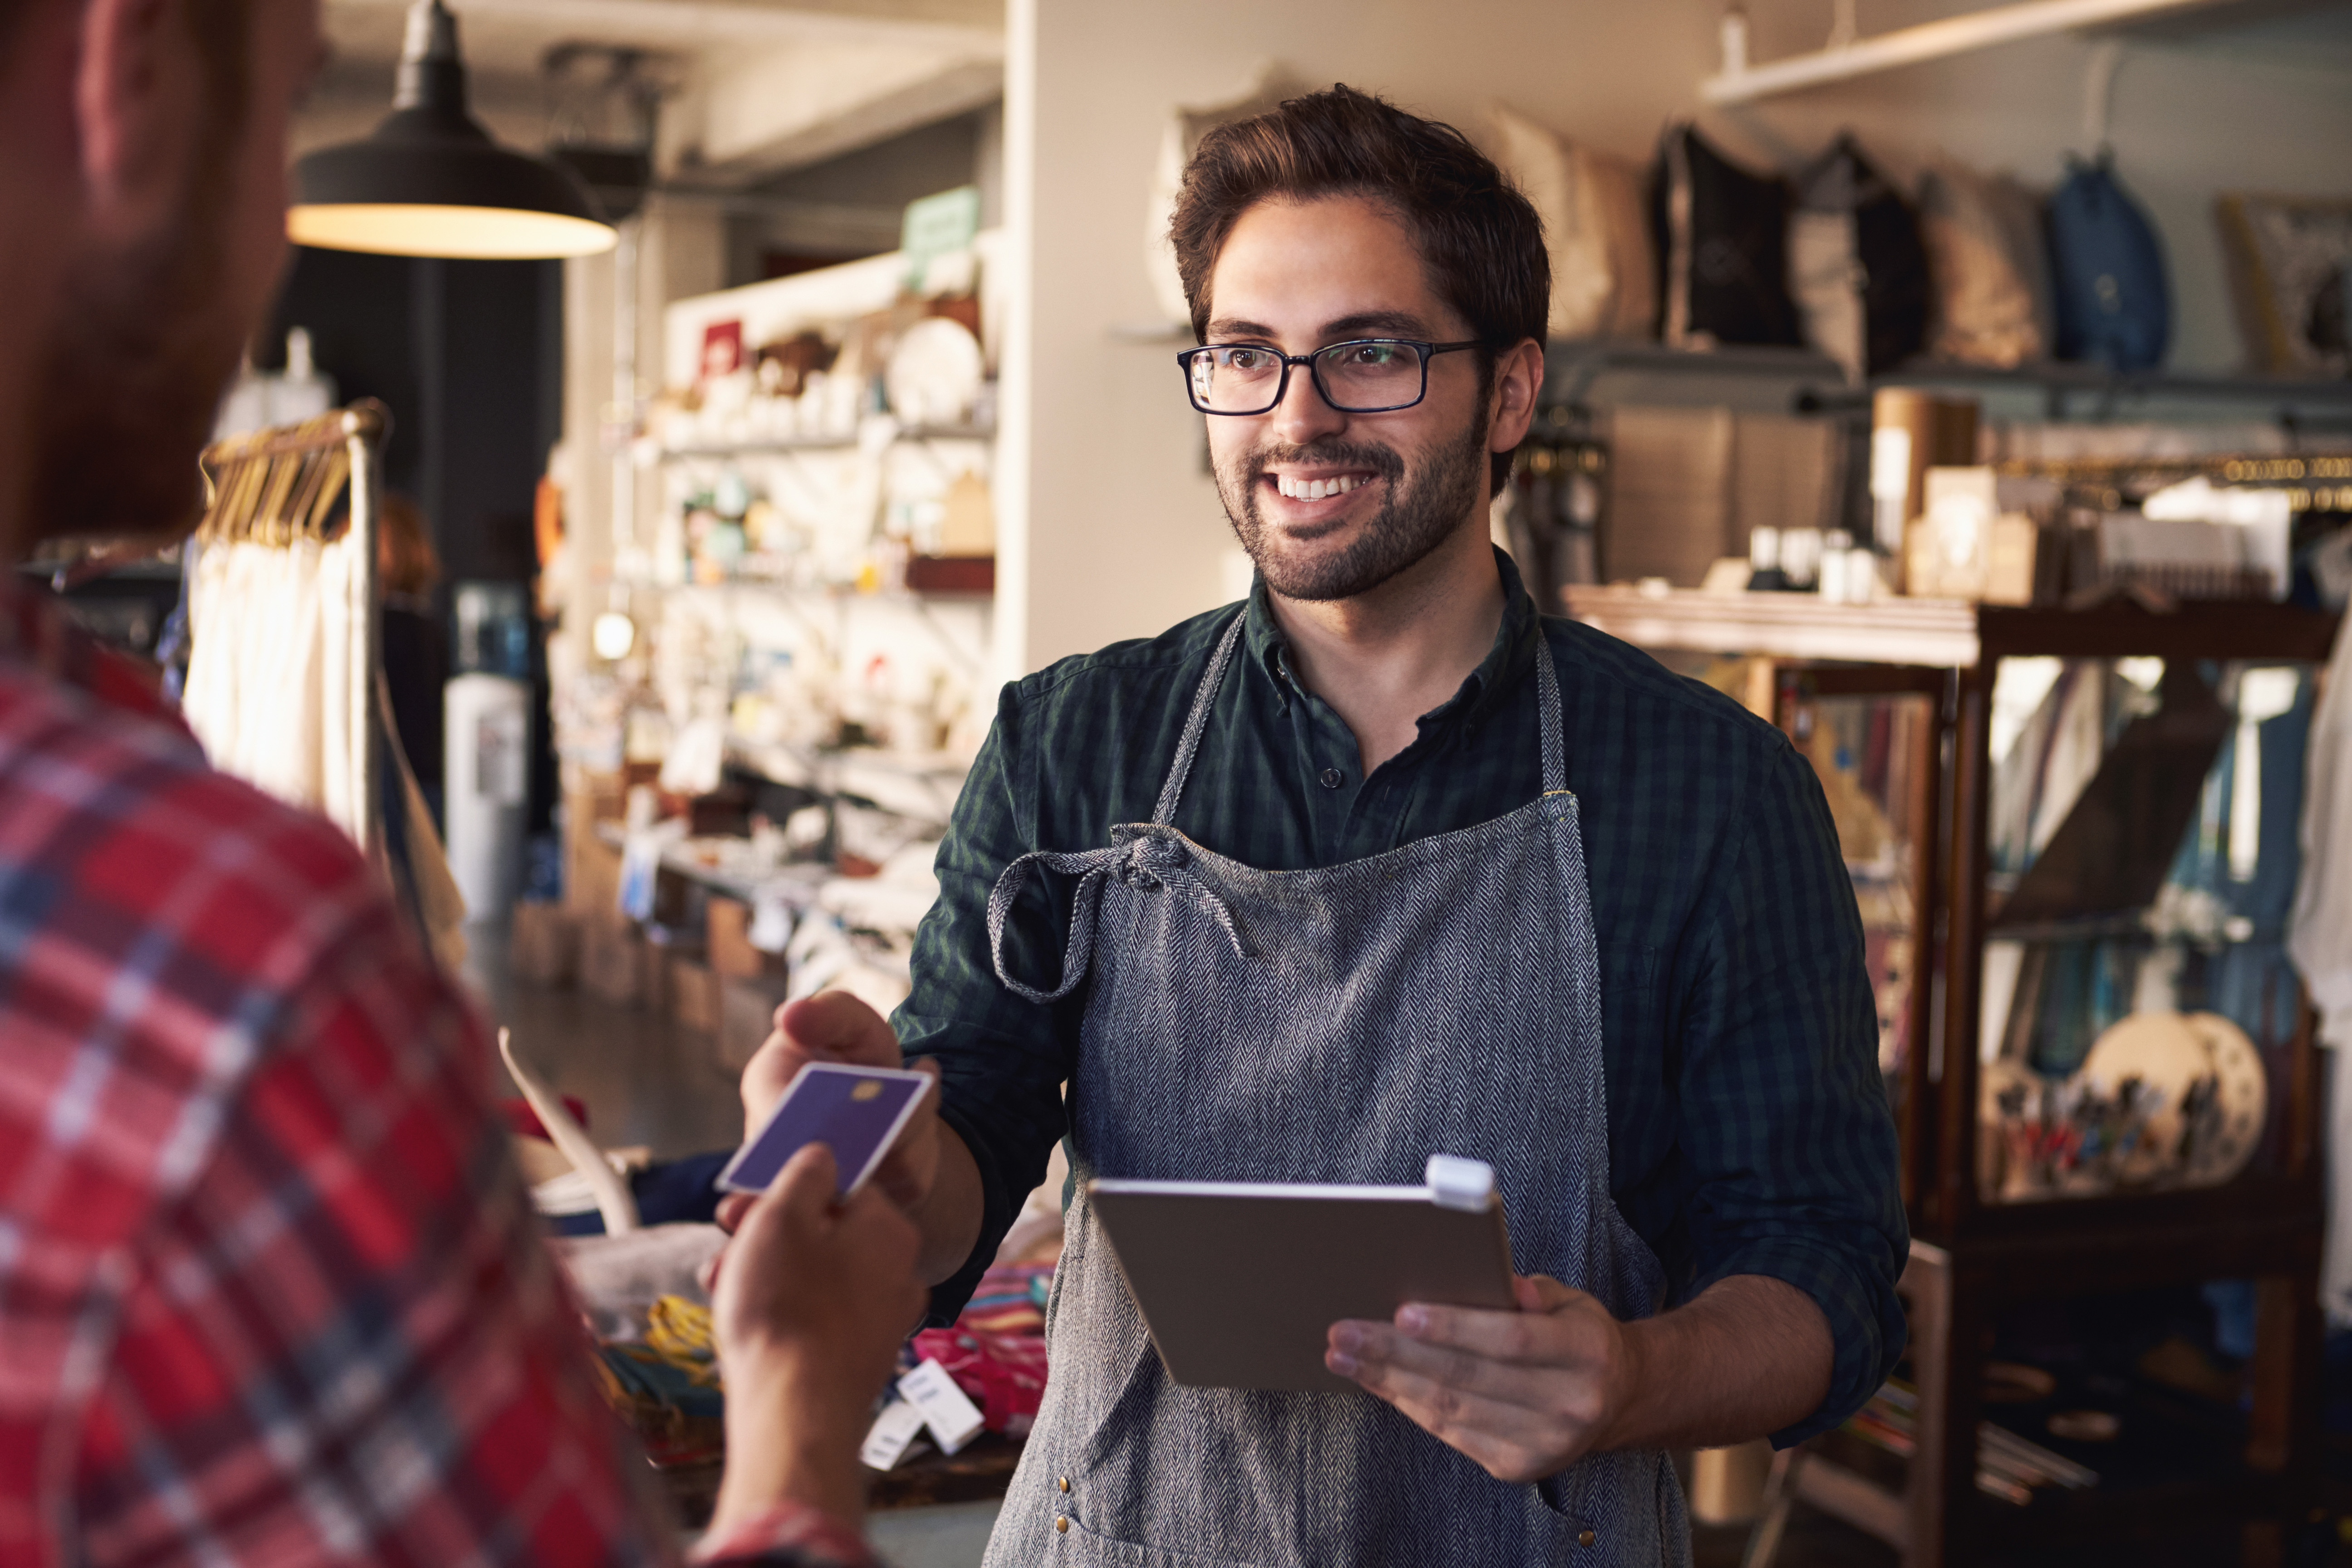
left=717, top=1062, right=932, bottom=1197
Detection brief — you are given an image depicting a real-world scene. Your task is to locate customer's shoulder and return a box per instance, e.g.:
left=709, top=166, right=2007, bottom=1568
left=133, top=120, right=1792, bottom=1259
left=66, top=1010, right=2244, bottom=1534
left=1009, top=603, right=1240, bottom=710
left=0, top=663, right=385, bottom=980
left=1541, top=612, right=1787, bottom=751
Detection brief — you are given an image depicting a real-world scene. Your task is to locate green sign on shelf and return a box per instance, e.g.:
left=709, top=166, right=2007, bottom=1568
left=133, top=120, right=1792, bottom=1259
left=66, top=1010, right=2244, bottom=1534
left=902, top=185, right=981, bottom=293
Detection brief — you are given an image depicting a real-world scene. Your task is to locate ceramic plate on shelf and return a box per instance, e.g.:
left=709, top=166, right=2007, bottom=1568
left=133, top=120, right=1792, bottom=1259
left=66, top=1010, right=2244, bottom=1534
left=885, top=317, right=984, bottom=429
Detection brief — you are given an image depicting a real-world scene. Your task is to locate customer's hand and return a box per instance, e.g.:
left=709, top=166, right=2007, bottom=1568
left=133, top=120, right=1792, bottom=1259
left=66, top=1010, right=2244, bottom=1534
left=707, top=1142, right=926, bottom=1534
left=718, top=992, right=944, bottom=1230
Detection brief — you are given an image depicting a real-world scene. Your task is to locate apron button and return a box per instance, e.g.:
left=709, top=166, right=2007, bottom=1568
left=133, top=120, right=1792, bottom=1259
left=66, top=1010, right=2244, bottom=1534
left=1056, top=1516, right=1070, bottom=1534
left=1058, top=1476, right=1070, bottom=1493
left=1319, top=767, right=1343, bottom=789
left=1578, top=1529, right=1596, bottom=1548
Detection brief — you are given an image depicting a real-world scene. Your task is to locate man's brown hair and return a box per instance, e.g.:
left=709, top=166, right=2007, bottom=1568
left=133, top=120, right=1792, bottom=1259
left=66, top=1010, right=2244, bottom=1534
left=1169, top=84, right=1548, bottom=496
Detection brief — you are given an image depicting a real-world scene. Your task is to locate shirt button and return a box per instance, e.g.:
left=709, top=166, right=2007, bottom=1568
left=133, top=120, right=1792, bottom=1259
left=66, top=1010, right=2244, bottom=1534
left=1578, top=1529, right=1597, bottom=1548
left=1056, top=1516, right=1070, bottom=1534
left=1057, top=1476, right=1070, bottom=1493
left=1319, top=767, right=1343, bottom=789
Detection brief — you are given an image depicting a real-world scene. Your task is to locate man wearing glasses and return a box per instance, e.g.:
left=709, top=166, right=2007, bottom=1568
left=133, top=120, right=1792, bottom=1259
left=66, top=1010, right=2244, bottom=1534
left=740, top=85, right=1904, bottom=1564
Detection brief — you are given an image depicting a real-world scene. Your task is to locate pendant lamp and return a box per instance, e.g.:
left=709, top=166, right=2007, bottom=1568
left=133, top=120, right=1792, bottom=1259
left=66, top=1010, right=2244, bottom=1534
left=288, top=0, right=617, bottom=260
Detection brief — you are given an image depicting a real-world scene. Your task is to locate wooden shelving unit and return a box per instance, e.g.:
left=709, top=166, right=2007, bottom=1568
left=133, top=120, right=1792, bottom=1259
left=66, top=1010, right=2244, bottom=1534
left=1564, top=589, right=2340, bottom=1567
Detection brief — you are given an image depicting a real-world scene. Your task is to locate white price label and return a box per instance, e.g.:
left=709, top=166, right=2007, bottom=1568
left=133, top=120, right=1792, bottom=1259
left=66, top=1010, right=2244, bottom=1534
left=897, top=1358, right=985, bottom=1456
left=859, top=1399, right=929, bottom=1471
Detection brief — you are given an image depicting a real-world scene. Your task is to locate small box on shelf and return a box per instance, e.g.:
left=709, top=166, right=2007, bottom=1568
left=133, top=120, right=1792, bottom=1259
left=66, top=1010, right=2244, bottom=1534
left=669, top=954, right=720, bottom=1035
left=580, top=919, right=652, bottom=1009
left=903, top=554, right=994, bottom=595
left=510, top=902, right=580, bottom=988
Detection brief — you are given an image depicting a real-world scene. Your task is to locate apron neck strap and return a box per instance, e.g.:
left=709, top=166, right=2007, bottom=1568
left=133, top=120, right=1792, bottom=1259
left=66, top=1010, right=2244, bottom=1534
left=1533, top=627, right=1566, bottom=794
left=1152, top=608, right=1249, bottom=824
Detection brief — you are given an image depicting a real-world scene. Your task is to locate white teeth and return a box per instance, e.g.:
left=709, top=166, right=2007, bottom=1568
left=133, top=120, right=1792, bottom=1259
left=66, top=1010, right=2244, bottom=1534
left=1276, top=474, right=1362, bottom=500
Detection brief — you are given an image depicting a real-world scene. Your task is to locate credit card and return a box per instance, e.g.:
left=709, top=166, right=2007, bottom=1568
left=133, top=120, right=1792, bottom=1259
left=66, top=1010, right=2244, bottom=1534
left=717, top=1062, right=932, bottom=1197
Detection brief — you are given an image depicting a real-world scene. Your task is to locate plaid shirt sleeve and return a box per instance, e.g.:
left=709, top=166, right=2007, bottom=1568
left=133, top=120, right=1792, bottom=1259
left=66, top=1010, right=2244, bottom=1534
left=0, top=599, right=874, bottom=1568
left=66, top=834, right=880, bottom=1568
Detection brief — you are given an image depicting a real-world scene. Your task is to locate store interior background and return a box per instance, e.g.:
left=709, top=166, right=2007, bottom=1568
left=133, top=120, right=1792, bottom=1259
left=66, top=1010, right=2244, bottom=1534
left=199, top=0, right=2352, bottom=1561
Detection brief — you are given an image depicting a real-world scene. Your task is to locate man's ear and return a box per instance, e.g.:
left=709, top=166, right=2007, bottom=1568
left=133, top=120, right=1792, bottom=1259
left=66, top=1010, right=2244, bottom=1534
left=73, top=0, right=203, bottom=237
left=1487, top=338, right=1545, bottom=458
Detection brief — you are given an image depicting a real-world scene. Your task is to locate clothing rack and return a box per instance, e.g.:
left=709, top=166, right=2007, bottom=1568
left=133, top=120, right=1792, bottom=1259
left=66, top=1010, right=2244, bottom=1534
left=192, top=398, right=390, bottom=858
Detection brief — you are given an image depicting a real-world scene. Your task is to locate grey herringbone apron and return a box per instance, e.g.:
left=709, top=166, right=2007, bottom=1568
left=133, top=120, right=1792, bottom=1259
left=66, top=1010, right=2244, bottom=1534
left=981, top=610, right=1687, bottom=1568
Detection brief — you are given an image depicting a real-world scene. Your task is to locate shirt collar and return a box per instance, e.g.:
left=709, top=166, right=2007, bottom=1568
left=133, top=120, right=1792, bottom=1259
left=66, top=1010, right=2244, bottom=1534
left=1242, top=544, right=1540, bottom=732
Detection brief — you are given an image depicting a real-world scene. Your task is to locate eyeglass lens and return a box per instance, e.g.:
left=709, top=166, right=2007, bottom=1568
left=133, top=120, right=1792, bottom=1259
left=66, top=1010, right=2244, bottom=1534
left=1187, top=341, right=1426, bottom=414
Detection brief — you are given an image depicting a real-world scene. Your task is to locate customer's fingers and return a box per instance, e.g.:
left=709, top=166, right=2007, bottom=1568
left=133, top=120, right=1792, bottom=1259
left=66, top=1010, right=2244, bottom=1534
left=769, top=1142, right=842, bottom=1232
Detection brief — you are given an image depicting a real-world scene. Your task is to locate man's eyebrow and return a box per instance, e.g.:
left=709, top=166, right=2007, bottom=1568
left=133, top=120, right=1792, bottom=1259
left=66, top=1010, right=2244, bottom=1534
left=1203, top=310, right=1438, bottom=345
left=1319, top=310, right=1432, bottom=339
left=1204, top=318, right=1277, bottom=341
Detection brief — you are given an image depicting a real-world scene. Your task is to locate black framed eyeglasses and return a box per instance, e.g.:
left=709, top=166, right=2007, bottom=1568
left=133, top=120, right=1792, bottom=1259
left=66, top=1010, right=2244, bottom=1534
left=1176, top=338, right=1481, bottom=416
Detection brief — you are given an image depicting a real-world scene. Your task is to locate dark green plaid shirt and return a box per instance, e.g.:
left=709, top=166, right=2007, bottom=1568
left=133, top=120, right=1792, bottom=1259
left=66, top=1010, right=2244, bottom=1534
left=899, top=550, right=1906, bottom=1443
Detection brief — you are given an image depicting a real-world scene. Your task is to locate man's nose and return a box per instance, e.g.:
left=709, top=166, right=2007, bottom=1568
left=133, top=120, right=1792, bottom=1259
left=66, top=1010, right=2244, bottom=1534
left=1269, top=359, right=1346, bottom=446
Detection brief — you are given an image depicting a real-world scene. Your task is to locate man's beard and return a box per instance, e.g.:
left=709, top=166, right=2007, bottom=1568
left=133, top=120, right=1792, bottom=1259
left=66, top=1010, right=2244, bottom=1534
left=24, top=198, right=244, bottom=548
left=1215, top=408, right=1490, bottom=603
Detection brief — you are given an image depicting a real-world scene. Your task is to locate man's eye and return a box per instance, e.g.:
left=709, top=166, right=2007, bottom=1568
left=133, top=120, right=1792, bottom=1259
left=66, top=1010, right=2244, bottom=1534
left=1222, top=349, right=1271, bottom=371
left=1345, top=343, right=1399, bottom=366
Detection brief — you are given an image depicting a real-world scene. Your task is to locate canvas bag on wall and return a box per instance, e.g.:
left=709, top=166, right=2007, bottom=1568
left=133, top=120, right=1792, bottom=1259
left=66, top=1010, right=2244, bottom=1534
left=2047, top=154, right=2171, bottom=372
left=2216, top=192, right=2352, bottom=377
left=1650, top=123, right=1803, bottom=350
left=1144, top=71, right=1295, bottom=328
left=1489, top=103, right=1655, bottom=341
left=1916, top=154, right=2053, bottom=368
left=1789, top=134, right=1932, bottom=381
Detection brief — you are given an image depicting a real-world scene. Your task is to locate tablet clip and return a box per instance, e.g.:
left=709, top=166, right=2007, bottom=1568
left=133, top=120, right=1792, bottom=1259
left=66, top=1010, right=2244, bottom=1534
left=1424, top=1154, right=1496, bottom=1212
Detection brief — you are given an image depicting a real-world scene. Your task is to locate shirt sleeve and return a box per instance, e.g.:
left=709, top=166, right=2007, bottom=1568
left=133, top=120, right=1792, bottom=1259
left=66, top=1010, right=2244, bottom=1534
left=1673, top=737, right=1910, bottom=1447
left=68, top=889, right=854, bottom=1566
left=894, top=680, right=1083, bottom=1323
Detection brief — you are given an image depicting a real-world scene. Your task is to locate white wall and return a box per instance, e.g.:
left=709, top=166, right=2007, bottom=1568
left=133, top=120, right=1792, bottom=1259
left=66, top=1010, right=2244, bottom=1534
left=1000, top=0, right=2352, bottom=673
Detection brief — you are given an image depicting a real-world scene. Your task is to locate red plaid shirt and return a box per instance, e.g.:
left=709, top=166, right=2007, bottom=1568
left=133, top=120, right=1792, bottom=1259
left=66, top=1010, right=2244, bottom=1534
left=0, top=585, right=874, bottom=1568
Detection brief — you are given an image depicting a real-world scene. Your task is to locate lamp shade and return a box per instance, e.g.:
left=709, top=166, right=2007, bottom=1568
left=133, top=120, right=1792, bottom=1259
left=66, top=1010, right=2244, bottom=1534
left=289, top=0, right=617, bottom=260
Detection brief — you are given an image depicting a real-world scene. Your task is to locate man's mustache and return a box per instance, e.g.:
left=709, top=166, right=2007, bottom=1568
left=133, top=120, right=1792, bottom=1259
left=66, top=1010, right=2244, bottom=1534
left=1242, top=440, right=1406, bottom=487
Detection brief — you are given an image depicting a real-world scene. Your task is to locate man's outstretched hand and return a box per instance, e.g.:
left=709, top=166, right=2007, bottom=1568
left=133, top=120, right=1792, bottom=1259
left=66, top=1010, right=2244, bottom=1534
left=715, top=990, right=985, bottom=1288
left=716, top=992, right=943, bottom=1233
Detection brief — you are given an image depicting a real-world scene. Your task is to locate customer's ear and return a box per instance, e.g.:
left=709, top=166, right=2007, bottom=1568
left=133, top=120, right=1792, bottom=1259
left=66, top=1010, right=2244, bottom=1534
left=72, top=0, right=208, bottom=241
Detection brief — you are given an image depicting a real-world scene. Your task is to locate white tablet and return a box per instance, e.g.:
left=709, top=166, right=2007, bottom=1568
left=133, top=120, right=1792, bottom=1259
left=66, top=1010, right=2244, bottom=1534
left=1087, top=1155, right=1518, bottom=1393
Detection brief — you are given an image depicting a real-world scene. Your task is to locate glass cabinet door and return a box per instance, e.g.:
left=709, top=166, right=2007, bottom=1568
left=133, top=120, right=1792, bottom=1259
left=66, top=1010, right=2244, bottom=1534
left=1975, top=655, right=2314, bottom=1203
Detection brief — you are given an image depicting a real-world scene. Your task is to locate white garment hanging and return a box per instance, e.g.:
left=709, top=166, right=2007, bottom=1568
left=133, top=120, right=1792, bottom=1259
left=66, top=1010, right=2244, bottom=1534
left=180, top=534, right=368, bottom=846
left=2287, top=612, right=2352, bottom=1323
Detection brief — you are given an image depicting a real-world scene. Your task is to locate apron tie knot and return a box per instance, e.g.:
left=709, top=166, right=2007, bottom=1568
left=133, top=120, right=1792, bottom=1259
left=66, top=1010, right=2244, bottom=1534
left=985, top=832, right=1246, bottom=1005
left=1123, top=833, right=1188, bottom=887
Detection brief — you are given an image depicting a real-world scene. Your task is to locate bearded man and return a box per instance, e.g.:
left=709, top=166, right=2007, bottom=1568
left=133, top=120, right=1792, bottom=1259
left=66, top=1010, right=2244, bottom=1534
left=736, top=85, right=1906, bottom=1565
left=0, top=0, right=923, bottom=1560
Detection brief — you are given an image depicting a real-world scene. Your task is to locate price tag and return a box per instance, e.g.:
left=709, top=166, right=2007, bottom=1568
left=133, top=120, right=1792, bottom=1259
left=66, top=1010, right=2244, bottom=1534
left=897, top=1358, right=986, bottom=1456
left=860, top=1398, right=929, bottom=1471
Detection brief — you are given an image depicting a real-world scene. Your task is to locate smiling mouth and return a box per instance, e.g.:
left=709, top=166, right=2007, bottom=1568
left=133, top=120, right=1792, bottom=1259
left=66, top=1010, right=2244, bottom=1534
left=1267, top=472, right=1377, bottom=501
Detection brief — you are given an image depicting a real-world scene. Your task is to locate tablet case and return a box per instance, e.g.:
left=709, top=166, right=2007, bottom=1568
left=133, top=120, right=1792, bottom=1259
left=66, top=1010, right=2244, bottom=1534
left=1088, top=1171, right=1516, bottom=1393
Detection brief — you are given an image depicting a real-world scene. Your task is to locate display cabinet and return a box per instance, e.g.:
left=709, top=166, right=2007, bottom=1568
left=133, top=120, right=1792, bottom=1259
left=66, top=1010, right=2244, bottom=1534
left=1564, top=586, right=2338, bottom=1567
